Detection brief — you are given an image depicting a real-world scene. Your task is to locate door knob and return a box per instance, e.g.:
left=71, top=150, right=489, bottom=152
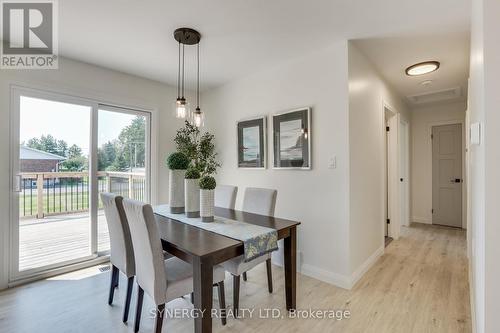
left=451, top=178, right=462, bottom=183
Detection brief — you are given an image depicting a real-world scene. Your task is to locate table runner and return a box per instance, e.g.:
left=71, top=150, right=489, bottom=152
left=153, top=204, right=278, bottom=262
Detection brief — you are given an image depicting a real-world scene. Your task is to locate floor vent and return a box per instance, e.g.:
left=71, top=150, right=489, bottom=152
left=407, top=87, right=462, bottom=105
left=99, top=266, right=111, bottom=272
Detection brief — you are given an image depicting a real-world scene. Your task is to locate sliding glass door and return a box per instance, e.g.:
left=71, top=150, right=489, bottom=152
left=97, top=106, right=150, bottom=254
left=10, top=87, right=151, bottom=281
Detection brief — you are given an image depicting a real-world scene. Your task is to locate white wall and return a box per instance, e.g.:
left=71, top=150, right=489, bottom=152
left=469, top=0, right=500, bottom=332
left=347, top=43, right=410, bottom=281
left=0, top=57, right=184, bottom=289
left=469, top=0, right=486, bottom=331
left=203, top=42, right=352, bottom=287
left=410, top=101, right=466, bottom=225
left=482, top=0, right=500, bottom=330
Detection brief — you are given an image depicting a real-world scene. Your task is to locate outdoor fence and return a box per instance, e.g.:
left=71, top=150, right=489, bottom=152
left=19, top=171, right=146, bottom=218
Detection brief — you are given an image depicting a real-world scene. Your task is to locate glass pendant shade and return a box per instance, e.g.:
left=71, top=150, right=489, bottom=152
left=175, top=98, right=189, bottom=119
left=192, top=108, right=204, bottom=128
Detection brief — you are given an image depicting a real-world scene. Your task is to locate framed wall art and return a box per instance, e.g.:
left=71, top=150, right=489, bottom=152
left=237, top=116, right=266, bottom=168
left=272, top=107, right=311, bottom=169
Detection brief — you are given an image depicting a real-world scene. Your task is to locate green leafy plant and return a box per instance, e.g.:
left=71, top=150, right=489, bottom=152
left=173, top=121, right=221, bottom=176
left=185, top=166, right=201, bottom=179
left=199, top=176, right=216, bottom=190
left=174, top=121, right=199, bottom=163
left=166, top=152, right=190, bottom=170
left=197, top=132, right=221, bottom=176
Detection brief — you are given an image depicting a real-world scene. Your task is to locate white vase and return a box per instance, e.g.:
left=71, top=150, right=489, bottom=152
left=169, top=169, right=186, bottom=213
left=200, top=189, right=214, bottom=222
left=184, top=178, right=200, bottom=218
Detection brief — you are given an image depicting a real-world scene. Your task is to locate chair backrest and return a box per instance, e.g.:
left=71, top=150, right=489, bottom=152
left=215, top=185, right=238, bottom=209
left=122, top=198, right=167, bottom=305
left=100, top=193, right=135, bottom=277
left=242, top=187, right=277, bottom=216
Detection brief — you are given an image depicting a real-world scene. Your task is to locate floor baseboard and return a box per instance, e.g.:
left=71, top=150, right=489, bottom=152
left=349, top=245, right=385, bottom=289
left=411, top=216, right=432, bottom=224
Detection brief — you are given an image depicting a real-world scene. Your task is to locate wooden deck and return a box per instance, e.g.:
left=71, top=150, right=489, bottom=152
left=19, top=211, right=110, bottom=271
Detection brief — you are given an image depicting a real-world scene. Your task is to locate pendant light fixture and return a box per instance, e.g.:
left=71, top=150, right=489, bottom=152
left=192, top=43, right=204, bottom=127
left=174, top=41, right=188, bottom=118
left=173, top=28, right=202, bottom=124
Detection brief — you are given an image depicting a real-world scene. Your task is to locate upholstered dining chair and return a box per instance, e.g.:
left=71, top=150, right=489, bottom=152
left=122, top=198, right=227, bottom=333
left=223, top=187, right=277, bottom=316
left=215, top=185, right=238, bottom=209
left=100, top=193, right=136, bottom=323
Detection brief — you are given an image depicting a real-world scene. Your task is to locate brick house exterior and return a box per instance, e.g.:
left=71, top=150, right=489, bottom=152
left=20, top=146, right=66, bottom=173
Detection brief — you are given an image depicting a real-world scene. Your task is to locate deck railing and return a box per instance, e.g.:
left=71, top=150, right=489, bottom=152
left=19, top=171, right=146, bottom=218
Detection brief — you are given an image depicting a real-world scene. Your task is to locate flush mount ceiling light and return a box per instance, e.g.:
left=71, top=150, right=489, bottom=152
left=405, top=61, right=440, bottom=76
left=173, top=28, right=204, bottom=127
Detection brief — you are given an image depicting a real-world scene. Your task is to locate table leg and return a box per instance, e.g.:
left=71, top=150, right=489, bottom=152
left=284, top=226, right=297, bottom=310
left=193, top=257, right=214, bottom=333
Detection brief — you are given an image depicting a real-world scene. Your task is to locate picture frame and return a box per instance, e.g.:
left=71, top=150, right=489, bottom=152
left=272, top=107, right=311, bottom=169
left=237, top=116, right=266, bottom=169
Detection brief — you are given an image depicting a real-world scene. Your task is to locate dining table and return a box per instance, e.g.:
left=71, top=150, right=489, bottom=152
left=154, top=206, right=300, bottom=333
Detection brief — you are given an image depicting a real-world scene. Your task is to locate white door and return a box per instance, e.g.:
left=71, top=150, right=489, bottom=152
left=399, top=120, right=410, bottom=227
left=385, top=120, right=390, bottom=237
left=432, top=124, right=462, bottom=227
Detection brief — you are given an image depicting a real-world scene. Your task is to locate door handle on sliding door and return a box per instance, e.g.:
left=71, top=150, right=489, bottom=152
left=14, top=175, right=22, bottom=192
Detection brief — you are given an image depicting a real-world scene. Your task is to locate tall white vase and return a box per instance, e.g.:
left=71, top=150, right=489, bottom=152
left=184, top=178, right=200, bottom=218
left=169, top=169, right=186, bottom=213
left=200, top=189, right=214, bottom=222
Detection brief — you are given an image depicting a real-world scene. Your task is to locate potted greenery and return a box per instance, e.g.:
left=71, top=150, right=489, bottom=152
left=173, top=121, right=221, bottom=220
left=199, top=176, right=216, bottom=222
left=174, top=121, right=221, bottom=177
left=184, top=167, right=201, bottom=218
left=166, top=152, right=190, bottom=213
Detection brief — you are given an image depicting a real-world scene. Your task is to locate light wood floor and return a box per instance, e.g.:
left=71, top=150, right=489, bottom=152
left=0, top=223, right=471, bottom=333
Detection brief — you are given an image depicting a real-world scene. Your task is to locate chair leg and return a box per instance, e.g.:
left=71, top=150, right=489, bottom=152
left=217, top=281, right=227, bottom=326
left=134, top=286, right=144, bottom=333
left=266, top=259, right=273, bottom=293
left=115, top=269, right=119, bottom=288
left=232, top=275, right=240, bottom=317
left=155, top=304, right=165, bottom=333
left=242, top=272, right=247, bottom=281
left=123, top=276, right=134, bottom=323
left=108, top=265, right=119, bottom=305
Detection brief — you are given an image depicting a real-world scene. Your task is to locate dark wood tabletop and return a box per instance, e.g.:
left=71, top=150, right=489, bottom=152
left=154, top=206, right=300, bottom=333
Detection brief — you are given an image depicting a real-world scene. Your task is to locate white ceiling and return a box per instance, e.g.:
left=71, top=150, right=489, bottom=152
left=353, top=31, right=470, bottom=106
left=59, top=0, right=471, bottom=91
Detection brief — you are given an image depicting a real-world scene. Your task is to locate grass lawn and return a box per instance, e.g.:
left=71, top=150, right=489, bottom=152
left=19, top=191, right=90, bottom=217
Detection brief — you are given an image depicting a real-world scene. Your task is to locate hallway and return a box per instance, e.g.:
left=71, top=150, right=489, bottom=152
left=339, top=223, right=471, bottom=332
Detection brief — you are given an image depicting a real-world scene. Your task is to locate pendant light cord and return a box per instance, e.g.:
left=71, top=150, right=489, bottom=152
left=181, top=43, right=185, bottom=98
left=177, top=41, right=180, bottom=98
left=197, top=43, right=200, bottom=108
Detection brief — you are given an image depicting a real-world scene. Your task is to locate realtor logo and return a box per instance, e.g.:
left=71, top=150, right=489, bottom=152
left=1, top=0, right=58, bottom=69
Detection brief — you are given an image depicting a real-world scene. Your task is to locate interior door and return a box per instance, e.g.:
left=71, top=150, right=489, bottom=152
left=385, top=120, right=389, bottom=237
left=432, top=124, right=462, bottom=227
left=399, top=120, right=410, bottom=227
